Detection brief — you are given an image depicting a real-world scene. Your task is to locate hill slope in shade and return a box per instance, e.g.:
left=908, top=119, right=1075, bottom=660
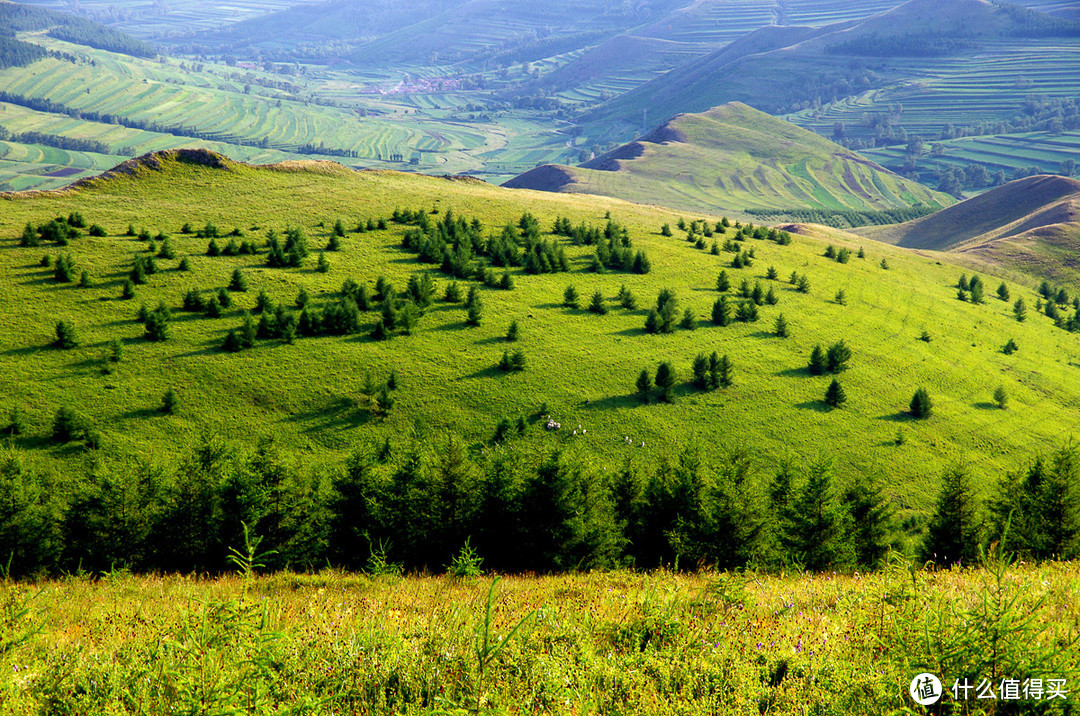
left=2, top=150, right=1079, bottom=515
left=504, top=102, right=951, bottom=215
left=858, top=175, right=1080, bottom=249
left=857, top=174, right=1080, bottom=283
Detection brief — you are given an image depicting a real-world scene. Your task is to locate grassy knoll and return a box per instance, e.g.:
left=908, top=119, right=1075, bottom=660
left=505, top=103, right=952, bottom=215
left=1, top=151, right=1079, bottom=518
left=1, top=558, right=1078, bottom=713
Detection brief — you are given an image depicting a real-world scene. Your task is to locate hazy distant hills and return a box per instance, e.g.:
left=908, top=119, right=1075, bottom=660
left=590, top=0, right=1080, bottom=128
left=504, top=102, right=951, bottom=216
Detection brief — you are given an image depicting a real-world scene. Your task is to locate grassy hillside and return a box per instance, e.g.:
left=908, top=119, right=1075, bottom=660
left=2, top=560, right=1078, bottom=714
left=857, top=174, right=1080, bottom=249
left=856, top=174, right=1080, bottom=283
left=504, top=102, right=952, bottom=217
left=1, top=150, right=1079, bottom=518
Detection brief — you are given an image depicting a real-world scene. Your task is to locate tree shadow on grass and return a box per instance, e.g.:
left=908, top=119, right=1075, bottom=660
left=877, top=411, right=917, bottom=423
left=461, top=365, right=507, bottom=380
left=794, top=400, right=831, bottom=413
left=287, top=395, right=376, bottom=432
left=777, top=366, right=813, bottom=378
left=118, top=406, right=166, bottom=420
left=579, top=393, right=642, bottom=411
left=0, top=344, right=48, bottom=358
left=973, top=401, right=999, bottom=410
left=612, top=326, right=648, bottom=337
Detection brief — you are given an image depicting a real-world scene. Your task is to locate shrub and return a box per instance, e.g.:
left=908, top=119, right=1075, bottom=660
left=993, top=385, right=1008, bottom=409
left=1003, top=339, right=1019, bottom=355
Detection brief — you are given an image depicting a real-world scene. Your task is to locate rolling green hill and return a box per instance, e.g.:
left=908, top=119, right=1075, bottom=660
left=2, top=149, right=1078, bottom=523
left=856, top=174, right=1080, bottom=282
left=503, top=102, right=952, bottom=217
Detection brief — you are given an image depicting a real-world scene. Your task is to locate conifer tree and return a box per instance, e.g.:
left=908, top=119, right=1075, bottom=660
left=563, top=284, right=580, bottom=309
left=692, top=353, right=709, bottom=389
left=466, top=298, right=483, bottom=326
left=808, top=344, right=827, bottom=375
left=716, top=354, right=733, bottom=388
left=765, top=286, right=779, bottom=305
left=506, top=320, right=520, bottom=342
left=997, top=282, right=1010, bottom=301
left=796, top=274, right=811, bottom=293
left=636, top=368, right=652, bottom=403
left=317, top=252, right=330, bottom=273
left=444, top=281, right=462, bottom=303
left=781, top=458, right=852, bottom=570
left=993, top=385, right=1008, bottom=409
left=222, top=330, right=242, bottom=352
left=240, top=312, right=257, bottom=348
left=53, top=320, right=79, bottom=349
left=589, top=290, right=607, bottom=314
left=774, top=312, right=789, bottom=337
left=910, top=387, right=933, bottom=418
left=921, top=464, right=980, bottom=565
left=835, top=289, right=846, bottom=305
left=655, top=361, right=675, bottom=402
left=711, top=296, right=731, bottom=326
left=680, top=307, right=696, bottom=330
left=841, top=473, right=894, bottom=569
left=161, top=388, right=179, bottom=414
left=1013, top=297, right=1027, bottom=322
left=207, top=238, right=221, bottom=256
left=229, top=268, right=248, bottom=292
left=645, top=309, right=660, bottom=333
left=824, top=379, right=847, bottom=408
left=826, top=339, right=851, bottom=373
left=509, top=348, right=526, bottom=371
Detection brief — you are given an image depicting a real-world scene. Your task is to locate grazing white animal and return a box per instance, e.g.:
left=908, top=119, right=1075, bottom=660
left=640, top=441, right=645, bottom=447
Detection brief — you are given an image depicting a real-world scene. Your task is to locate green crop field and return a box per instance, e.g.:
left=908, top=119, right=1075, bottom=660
left=861, top=130, right=1080, bottom=178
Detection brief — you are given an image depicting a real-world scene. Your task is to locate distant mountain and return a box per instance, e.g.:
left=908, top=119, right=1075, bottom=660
left=590, top=0, right=1080, bottom=128
left=504, top=102, right=951, bottom=216
left=857, top=175, right=1080, bottom=282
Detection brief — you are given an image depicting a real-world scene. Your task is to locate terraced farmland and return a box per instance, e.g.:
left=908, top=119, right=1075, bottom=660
left=786, top=39, right=1080, bottom=144
left=861, top=130, right=1080, bottom=179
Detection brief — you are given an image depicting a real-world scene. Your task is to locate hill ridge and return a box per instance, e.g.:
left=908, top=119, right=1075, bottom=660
left=505, top=102, right=950, bottom=216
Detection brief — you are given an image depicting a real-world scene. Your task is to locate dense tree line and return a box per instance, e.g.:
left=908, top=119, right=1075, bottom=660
left=0, top=2, right=157, bottom=58
left=0, top=127, right=110, bottom=155
left=2, top=430, right=1072, bottom=579
left=0, top=33, right=47, bottom=70
left=744, top=205, right=937, bottom=228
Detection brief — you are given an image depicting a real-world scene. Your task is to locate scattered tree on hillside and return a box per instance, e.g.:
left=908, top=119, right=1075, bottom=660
left=53, top=320, right=78, bottom=349
left=655, top=361, right=675, bottom=402
left=808, top=345, right=827, bottom=375
left=774, top=313, right=789, bottom=338
left=161, top=388, right=179, bottom=415
left=636, top=368, right=652, bottom=403
left=910, top=387, right=933, bottom=418
left=589, top=290, right=607, bottom=315
left=1013, top=297, right=1027, bottom=322
left=825, top=379, right=847, bottom=408
left=563, top=284, right=579, bottom=309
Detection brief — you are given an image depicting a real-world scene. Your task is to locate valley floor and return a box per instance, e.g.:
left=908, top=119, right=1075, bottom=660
left=1, top=559, right=1078, bottom=714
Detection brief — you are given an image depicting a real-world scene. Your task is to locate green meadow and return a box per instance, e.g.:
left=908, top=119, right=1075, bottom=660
left=1, top=152, right=1078, bottom=518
